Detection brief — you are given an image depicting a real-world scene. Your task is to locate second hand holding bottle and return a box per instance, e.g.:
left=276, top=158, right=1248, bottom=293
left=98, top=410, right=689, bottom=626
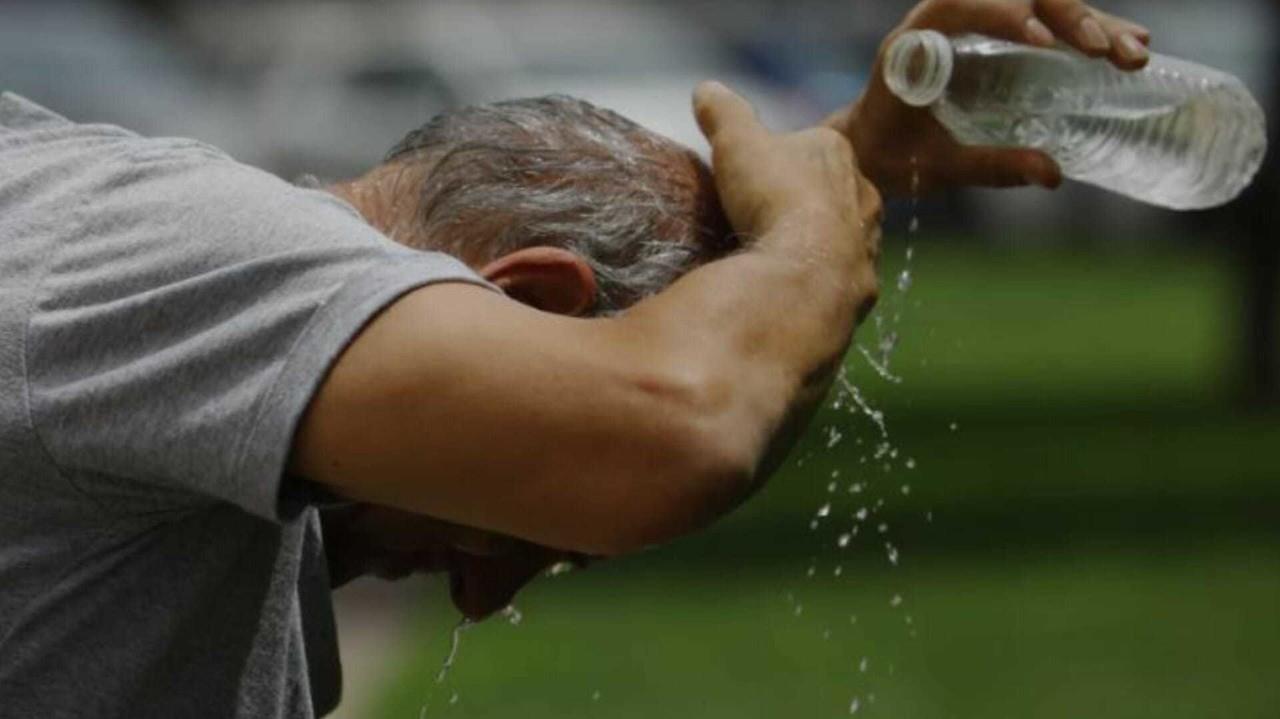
left=884, top=30, right=1268, bottom=210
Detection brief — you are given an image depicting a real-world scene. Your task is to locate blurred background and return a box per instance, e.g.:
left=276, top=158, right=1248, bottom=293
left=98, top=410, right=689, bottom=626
left=7, top=0, right=1278, bottom=717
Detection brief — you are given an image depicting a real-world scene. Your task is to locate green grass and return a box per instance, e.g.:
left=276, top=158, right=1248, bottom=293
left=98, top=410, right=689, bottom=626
left=374, top=541, right=1280, bottom=719
left=861, top=242, right=1235, bottom=410
left=366, top=244, right=1279, bottom=719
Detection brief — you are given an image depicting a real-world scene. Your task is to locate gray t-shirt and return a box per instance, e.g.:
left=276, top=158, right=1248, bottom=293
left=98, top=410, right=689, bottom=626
left=0, top=93, right=492, bottom=718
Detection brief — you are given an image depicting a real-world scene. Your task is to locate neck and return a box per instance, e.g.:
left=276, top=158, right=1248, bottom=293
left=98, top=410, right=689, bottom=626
left=327, top=162, right=429, bottom=243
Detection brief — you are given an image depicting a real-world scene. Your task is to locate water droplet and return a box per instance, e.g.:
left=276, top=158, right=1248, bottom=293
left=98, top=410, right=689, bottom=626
left=949, top=421, right=959, bottom=432
left=859, top=657, right=869, bottom=673
left=809, top=519, right=820, bottom=531
left=901, top=484, right=911, bottom=496
left=837, top=533, right=852, bottom=548
left=909, top=216, right=920, bottom=234
left=833, top=564, right=844, bottom=577
left=905, top=458, right=916, bottom=470
left=890, top=594, right=903, bottom=608
left=877, top=522, right=889, bottom=534
left=897, top=270, right=913, bottom=292
left=905, top=614, right=914, bottom=626
left=855, top=507, right=869, bottom=522
left=545, top=561, right=575, bottom=577
left=794, top=604, right=804, bottom=617
left=849, top=697, right=861, bottom=714
left=885, top=542, right=900, bottom=566
left=827, top=481, right=838, bottom=493
left=816, top=503, right=831, bottom=519
left=806, top=565, right=817, bottom=578
left=831, top=469, right=841, bottom=479
left=926, top=511, right=934, bottom=523
left=826, top=428, right=844, bottom=449
left=849, top=614, right=858, bottom=624
left=592, top=690, right=602, bottom=702
left=823, top=629, right=832, bottom=641
left=434, top=619, right=472, bottom=684
left=849, top=482, right=863, bottom=494
left=836, top=372, right=889, bottom=438
left=501, top=605, right=523, bottom=625
left=449, top=692, right=459, bottom=705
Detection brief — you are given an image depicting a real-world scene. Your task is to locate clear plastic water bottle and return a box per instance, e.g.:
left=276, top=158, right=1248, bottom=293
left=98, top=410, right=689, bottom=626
left=884, top=30, right=1268, bottom=210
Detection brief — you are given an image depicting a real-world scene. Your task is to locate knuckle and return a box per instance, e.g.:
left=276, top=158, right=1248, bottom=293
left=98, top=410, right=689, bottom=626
left=856, top=271, right=881, bottom=319
left=922, top=0, right=960, bottom=20
left=864, top=180, right=885, bottom=219
left=805, top=125, right=847, bottom=149
left=861, top=265, right=881, bottom=295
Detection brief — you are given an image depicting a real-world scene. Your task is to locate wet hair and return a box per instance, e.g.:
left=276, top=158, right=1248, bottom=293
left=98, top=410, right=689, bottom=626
left=383, top=95, right=735, bottom=313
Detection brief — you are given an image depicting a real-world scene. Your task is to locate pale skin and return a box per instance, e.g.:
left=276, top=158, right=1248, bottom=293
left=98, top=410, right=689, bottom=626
left=291, top=0, right=1153, bottom=620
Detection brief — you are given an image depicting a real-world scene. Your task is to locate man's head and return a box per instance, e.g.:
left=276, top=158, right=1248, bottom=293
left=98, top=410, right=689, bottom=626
left=332, top=95, right=735, bottom=316
left=324, top=96, right=736, bottom=618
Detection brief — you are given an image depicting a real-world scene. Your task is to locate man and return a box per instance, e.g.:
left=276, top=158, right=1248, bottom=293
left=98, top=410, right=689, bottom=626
left=0, top=1, right=1149, bottom=717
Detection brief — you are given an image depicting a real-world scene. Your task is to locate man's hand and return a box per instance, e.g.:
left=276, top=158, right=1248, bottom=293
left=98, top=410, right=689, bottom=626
left=695, top=80, right=881, bottom=300
left=690, top=81, right=880, bottom=477
left=322, top=505, right=583, bottom=621
left=828, top=0, right=1153, bottom=197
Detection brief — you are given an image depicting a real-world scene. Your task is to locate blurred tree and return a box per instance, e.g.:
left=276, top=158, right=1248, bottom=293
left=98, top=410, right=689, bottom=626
left=118, top=0, right=178, bottom=25
left=1225, top=0, right=1280, bottom=408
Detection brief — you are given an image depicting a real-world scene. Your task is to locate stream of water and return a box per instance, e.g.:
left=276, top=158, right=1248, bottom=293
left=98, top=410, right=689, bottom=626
left=798, top=161, right=926, bottom=716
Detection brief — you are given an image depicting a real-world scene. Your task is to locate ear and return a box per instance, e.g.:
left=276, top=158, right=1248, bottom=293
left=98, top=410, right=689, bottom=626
left=478, top=247, right=598, bottom=316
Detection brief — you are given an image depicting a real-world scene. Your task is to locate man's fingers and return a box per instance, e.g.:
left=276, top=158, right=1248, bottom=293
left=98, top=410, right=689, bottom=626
left=1095, top=9, right=1151, bottom=45
left=913, top=0, right=1044, bottom=47
left=693, top=81, right=767, bottom=147
left=1093, top=10, right=1151, bottom=70
left=913, top=0, right=1152, bottom=69
left=950, top=147, right=1063, bottom=189
left=1032, top=0, right=1108, bottom=55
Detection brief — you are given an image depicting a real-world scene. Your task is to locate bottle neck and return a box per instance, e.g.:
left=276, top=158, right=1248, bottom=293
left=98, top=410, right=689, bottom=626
left=884, top=30, right=955, bottom=107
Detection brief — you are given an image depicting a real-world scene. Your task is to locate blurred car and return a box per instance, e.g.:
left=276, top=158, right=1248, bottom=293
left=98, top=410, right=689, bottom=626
left=181, top=0, right=811, bottom=178
left=0, top=1, right=247, bottom=160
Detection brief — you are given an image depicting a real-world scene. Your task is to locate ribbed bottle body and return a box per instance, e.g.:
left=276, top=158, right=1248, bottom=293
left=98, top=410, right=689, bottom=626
left=890, top=33, right=1268, bottom=210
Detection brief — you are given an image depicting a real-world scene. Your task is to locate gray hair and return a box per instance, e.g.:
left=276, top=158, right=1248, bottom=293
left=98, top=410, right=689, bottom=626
left=384, top=95, right=734, bottom=313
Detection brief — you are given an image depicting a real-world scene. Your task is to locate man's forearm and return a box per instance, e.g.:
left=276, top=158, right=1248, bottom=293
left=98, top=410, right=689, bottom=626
left=615, top=213, right=876, bottom=493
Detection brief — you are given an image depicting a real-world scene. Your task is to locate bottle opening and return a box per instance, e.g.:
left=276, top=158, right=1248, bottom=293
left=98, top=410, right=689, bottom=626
left=884, top=30, right=954, bottom=108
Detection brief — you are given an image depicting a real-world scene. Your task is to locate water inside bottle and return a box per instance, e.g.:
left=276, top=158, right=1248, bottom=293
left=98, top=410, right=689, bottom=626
left=889, top=31, right=1268, bottom=210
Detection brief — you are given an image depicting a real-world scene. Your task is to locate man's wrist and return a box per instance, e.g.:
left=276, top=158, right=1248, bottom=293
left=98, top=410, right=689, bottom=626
left=755, top=206, right=856, bottom=260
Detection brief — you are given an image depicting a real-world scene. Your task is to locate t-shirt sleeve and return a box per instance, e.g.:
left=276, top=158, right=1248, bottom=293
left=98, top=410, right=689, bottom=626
left=25, top=144, right=496, bottom=522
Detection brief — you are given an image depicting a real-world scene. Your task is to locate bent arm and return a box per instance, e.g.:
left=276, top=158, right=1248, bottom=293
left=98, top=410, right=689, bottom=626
left=290, top=84, right=880, bottom=557
left=290, top=227, right=874, bottom=556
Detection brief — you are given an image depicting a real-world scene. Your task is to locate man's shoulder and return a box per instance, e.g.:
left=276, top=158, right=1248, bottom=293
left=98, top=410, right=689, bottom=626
left=0, top=92, right=76, bottom=133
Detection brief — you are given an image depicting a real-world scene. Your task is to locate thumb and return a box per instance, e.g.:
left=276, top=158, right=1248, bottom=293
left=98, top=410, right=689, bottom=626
left=693, top=80, right=766, bottom=146
left=951, top=147, right=1063, bottom=189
